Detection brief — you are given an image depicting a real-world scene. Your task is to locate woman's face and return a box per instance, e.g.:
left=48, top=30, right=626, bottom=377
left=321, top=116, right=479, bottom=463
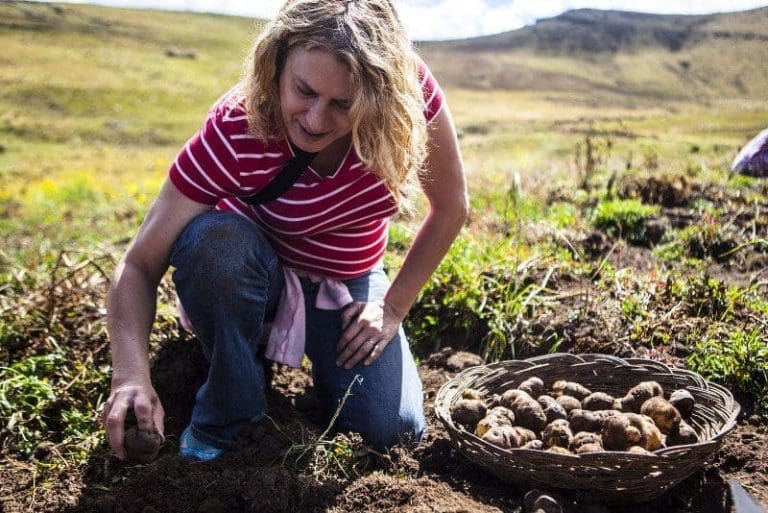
left=279, top=46, right=353, bottom=153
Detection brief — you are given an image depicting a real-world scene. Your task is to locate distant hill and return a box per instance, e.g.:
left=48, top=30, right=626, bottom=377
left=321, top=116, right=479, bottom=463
left=2, top=1, right=767, bottom=103
left=419, top=6, right=768, bottom=100
left=434, top=8, right=768, bottom=54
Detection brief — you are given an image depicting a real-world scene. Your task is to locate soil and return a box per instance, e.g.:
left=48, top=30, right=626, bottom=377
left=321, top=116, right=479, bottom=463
left=3, top=344, right=765, bottom=513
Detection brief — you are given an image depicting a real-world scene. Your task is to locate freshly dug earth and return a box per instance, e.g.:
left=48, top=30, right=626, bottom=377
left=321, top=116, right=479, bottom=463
left=1, top=347, right=762, bottom=513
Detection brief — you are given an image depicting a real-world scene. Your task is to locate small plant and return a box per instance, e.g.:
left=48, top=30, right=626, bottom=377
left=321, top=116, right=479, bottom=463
left=652, top=240, right=685, bottom=262
left=591, top=198, right=660, bottom=244
left=0, top=354, right=61, bottom=455
left=477, top=261, right=554, bottom=361
left=677, top=223, right=739, bottom=262
left=620, top=295, right=648, bottom=322
left=574, top=132, right=612, bottom=191
left=279, top=375, right=376, bottom=479
left=667, top=272, right=731, bottom=320
left=687, top=328, right=768, bottom=414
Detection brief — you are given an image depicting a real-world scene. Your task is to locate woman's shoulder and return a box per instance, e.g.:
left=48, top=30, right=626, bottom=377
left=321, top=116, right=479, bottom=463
left=202, top=85, right=284, bottom=153
left=209, top=85, right=248, bottom=126
left=414, top=55, right=444, bottom=124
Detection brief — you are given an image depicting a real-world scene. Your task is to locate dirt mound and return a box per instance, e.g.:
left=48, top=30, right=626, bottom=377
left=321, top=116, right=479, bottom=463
left=425, top=347, right=484, bottom=371
left=84, top=461, right=340, bottom=513
left=328, top=474, right=503, bottom=513
left=617, top=175, right=694, bottom=208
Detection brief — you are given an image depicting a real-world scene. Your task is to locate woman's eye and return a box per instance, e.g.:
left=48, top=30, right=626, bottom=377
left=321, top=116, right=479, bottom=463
left=297, top=86, right=314, bottom=98
left=335, top=101, right=351, bottom=111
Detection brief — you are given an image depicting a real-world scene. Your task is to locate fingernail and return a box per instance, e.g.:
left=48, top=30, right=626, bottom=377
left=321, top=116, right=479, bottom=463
left=335, top=360, right=341, bottom=367
left=344, top=364, right=352, bottom=370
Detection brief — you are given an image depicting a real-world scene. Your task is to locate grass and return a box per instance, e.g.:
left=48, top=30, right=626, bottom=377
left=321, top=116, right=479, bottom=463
left=688, top=328, right=768, bottom=412
left=591, top=198, right=660, bottom=244
left=1, top=3, right=768, bottom=508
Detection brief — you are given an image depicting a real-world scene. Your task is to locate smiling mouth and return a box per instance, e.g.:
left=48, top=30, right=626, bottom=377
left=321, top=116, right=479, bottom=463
left=298, top=123, right=329, bottom=139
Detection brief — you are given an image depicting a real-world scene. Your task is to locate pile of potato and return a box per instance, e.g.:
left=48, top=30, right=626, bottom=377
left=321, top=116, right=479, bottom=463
left=450, top=377, right=699, bottom=454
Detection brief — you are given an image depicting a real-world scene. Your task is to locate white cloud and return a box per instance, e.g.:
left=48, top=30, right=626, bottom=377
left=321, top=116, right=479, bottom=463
left=25, top=0, right=768, bottom=40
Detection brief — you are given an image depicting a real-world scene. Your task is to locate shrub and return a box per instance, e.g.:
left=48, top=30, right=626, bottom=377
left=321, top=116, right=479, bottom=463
left=591, top=198, right=660, bottom=244
left=687, top=328, right=768, bottom=415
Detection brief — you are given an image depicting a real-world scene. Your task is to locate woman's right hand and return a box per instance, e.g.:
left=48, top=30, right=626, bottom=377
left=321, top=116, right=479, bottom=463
left=102, top=378, right=165, bottom=460
left=105, top=178, right=209, bottom=459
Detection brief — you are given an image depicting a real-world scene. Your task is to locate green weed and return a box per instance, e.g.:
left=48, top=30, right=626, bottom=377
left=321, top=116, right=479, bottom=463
left=546, top=202, right=579, bottom=229
left=676, top=223, right=739, bottom=261
left=591, top=198, right=660, bottom=244
left=687, top=328, right=768, bottom=414
left=652, top=239, right=686, bottom=262
left=0, top=354, right=61, bottom=455
left=667, top=272, right=731, bottom=320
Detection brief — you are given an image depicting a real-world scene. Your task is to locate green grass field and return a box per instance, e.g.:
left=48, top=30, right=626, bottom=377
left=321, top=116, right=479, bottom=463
left=1, top=3, right=767, bottom=512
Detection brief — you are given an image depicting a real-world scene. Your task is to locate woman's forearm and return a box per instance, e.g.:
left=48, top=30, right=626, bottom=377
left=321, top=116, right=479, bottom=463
left=107, top=260, right=160, bottom=384
left=385, top=201, right=468, bottom=319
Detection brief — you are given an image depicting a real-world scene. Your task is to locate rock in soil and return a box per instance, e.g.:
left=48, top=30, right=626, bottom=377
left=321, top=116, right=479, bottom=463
left=93, top=494, right=117, bottom=513
left=426, top=347, right=483, bottom=371
left=34, top=441, right=56, bottom=462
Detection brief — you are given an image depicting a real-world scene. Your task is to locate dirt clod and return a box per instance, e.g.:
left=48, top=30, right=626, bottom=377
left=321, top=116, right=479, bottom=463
left=34, top=441, right=56, bottom=462
left=124, top=427, right=163, bottom=463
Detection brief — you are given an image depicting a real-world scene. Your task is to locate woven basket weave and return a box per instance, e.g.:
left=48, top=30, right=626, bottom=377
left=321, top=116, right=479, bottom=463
left=434, top=353, right=740, bottom=503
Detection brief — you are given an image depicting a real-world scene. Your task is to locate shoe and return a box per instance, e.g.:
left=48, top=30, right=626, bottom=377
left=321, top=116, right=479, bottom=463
left=179, top=426, right=224, bottom=461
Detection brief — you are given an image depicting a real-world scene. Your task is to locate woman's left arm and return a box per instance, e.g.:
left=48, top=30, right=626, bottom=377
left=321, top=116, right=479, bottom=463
left=336, top=105, right=468, bottom=368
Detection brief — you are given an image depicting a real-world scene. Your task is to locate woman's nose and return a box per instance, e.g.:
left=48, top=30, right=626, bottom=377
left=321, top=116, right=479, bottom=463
left=305, top=102, right=330, bottom=133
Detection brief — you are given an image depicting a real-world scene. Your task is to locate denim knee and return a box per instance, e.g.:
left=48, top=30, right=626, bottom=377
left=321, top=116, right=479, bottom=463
left=170, top=211, right=278, bottom=296
left=353, top=406, right=426, bottom=451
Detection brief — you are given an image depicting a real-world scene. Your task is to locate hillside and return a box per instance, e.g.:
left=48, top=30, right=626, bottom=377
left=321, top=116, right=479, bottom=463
left=419, top=6, right=768, bottom=100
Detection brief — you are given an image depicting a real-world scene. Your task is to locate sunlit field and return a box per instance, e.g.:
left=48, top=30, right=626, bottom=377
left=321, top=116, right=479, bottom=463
left=2, top=3, right=767, bottom=512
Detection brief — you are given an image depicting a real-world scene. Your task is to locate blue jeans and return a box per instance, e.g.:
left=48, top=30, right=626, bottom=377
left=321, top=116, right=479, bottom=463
left=169, top=211, right=426, bottom=451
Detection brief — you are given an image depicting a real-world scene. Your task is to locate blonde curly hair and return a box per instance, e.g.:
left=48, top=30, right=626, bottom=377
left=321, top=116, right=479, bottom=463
left=243, top=0, right=428, bottom=208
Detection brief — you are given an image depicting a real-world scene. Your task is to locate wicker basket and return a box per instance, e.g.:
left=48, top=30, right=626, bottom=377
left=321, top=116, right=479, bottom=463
left=434, top=353, right=740, bottom=503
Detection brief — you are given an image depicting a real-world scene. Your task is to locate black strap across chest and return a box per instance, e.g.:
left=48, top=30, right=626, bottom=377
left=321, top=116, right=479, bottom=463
left=241, top=145, right=316, bottom=205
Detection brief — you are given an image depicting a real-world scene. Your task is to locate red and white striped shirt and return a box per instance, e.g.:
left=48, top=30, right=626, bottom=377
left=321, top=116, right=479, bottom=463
left=169, top=60, right=444, bottom=279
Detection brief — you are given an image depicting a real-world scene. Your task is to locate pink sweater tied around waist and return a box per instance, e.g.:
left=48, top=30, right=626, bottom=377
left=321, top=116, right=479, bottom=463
left=178, top=266, right=354, bottom=368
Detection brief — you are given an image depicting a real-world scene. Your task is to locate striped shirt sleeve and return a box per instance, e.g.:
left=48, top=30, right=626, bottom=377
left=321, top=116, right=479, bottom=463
left=417, top=57, right=445, bottom=123
left=168, top=105, right=244, bottom=205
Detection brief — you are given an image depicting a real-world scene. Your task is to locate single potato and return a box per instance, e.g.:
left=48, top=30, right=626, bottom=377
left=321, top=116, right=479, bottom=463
left=518, top=377, right=545, bottom=398
left=555, top=395, right=582, bottom=413
left=669, top=389, right=695, bottom=418
left=542, top=419, right=573, bottom=448
left=511, top=395, right=548, bottom=432
left=450, top=398, right=487, bottom=429
left=582, top=392, right=615, bottom=411
left=640, top=397, right=681, bottom=434
left=619, top=381, right=664, bottom=413
left=552, top=381, right=592, bottom=401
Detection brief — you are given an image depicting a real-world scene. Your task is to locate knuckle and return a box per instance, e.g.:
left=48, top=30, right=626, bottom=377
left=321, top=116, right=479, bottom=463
left=134, top=402, right=151, bottom=416
left=105, top=414, right=122, bottom=427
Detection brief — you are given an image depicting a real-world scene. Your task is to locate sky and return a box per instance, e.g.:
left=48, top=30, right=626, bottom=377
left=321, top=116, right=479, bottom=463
left=30, top=0, right=768, bottom=40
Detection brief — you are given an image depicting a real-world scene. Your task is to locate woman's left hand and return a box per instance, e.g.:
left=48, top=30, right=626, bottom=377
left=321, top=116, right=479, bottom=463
left=336, top=299, right=404, bottom=369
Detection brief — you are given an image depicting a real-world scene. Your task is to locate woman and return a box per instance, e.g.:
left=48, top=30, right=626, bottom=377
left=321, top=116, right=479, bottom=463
left=103, top=0, right=467, bottom=461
